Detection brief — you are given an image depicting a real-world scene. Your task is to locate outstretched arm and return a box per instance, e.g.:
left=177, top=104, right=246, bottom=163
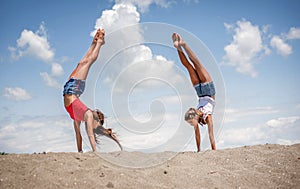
left=73, top=121, right=83, bottom=152
left=206, top=115, right=216, bottom=150
left=194, top=124, right=201, bottom=152
left=85, top=111, right=97, bottom=152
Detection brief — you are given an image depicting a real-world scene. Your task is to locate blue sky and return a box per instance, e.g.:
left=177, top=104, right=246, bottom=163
left=0, top=0, right=299, bottom=153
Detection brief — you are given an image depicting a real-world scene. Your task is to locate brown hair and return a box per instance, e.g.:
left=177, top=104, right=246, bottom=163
left=92, top=109, right=123, bottom=150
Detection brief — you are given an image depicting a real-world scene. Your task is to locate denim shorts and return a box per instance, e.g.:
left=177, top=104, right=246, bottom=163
left=63, top=78, right=86, bottom=96
left=194, top=81, right=216, bottom=97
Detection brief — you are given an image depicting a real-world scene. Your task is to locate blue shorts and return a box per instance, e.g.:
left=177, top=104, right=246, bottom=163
left=63, top=78, right=86, bottom=96
left=194, top=81, right=216, bottom=97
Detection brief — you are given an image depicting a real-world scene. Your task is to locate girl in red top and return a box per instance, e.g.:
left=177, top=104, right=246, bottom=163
left=63, top=29, right=122, bottom=152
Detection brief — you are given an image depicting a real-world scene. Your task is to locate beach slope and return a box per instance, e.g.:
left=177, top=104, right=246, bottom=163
left=0, top=144, right=299, bottom=189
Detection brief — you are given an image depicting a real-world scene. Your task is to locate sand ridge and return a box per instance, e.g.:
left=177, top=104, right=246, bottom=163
left=0, top=143, right=299, bottom=189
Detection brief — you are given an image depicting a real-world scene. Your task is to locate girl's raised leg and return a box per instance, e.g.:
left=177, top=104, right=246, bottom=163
left=177, top=33, right=212, bottom=83
left=68, top=29, right=105, bottom=80
left=172, top=33, right=200, bottom=85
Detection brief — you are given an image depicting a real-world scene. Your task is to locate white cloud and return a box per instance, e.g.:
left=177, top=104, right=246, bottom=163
left=276, top=139, right=300, bottom=145
left=222, top=19, right=268, bottom=77
left=94, top=3, right=140, bottom=33
left=0, top=115, right=77, bottom=153
left=262, top=24, right=271, bottom=34
left=9, top=22, right=64, bottom=88
left=224, top=106, right=278, bottom=124
left=108, top=54, right=182, bottom=94
left=268, top=26, right=300, bottom=57
left=108, top=109, right=190, bottom=151
left=224, top=22, right=233, bottom=31
left=10, top=22, right=54, bottom=62
left=92, top=1, right=185, bottom=93
left=51, top=62, right=64, bottom=76
left=222, top=20, right=300, bottom=77
left=270, top=35, right=292, bottom=56
left=40, top=72, right=61, bottom=88
left=286, top=27, right=300, bottom=40
left=115, top=0, right=170, bottom=13
left=265, top=116, right=300, bottom=146
left=218, top=114, right=300, bottom=149
left=3, top=87, right=32, bottom=101
left=266, top=116, right=299, bottom=128
left=218, top=126, right=267, bottom=148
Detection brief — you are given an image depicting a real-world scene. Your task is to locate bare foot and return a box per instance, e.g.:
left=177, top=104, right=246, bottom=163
left=92, top=29, right=101, bottom=44
left=177, top=33, right=186, bottom=47
left=97, top=29, right=105, bottom=45
left=172, top=33, right=180, bottom=50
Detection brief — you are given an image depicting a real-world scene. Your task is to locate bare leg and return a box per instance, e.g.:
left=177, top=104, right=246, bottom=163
left=81, top=29, right=101, bottom=61
left=172, top=33, right=200, bottom=85
left=176, top=33, right=212, bottom=83
left=73, top=121, right=83, bottom=152
left=68, top=29, right=105, bottom=80
left=177, top=50, right=200, bottom=85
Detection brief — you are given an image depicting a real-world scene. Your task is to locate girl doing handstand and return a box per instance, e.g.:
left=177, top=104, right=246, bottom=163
left=172, top=33, right=216, bottom=152
left=63, top=29, right=122, bottom=152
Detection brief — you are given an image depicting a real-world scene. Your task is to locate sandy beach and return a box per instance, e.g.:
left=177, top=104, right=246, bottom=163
left=0, top=143, right=299, bottom=189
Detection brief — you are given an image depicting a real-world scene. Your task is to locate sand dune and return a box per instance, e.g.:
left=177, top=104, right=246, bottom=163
left=0, top=144, right=299, bottom=189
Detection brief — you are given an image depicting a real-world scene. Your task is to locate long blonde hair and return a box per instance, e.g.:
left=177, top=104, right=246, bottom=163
left=184, top=108, right=198, bottom=121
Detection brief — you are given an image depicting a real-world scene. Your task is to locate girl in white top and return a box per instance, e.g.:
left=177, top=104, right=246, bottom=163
left=172, top=33, right=216, bottom=152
